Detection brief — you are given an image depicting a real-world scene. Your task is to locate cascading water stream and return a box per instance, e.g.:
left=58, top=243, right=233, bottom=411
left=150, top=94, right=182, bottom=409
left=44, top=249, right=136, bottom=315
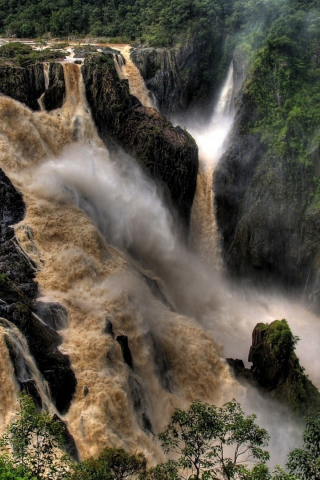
left=38, top=63, right=50, bottom=111
left=0, top=61, right=237, bottom=460
left=1, top=57, right=320, bottom=468
left=189, top=62, right=234, bottom=267
left=113, top=45, right=156, bottom=108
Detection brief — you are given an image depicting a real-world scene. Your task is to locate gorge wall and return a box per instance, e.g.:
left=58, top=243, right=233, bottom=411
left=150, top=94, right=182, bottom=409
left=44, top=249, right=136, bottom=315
left=130, top=34, right=229, bottom=119
left=214, top=25, right=320, bottom=308
left=82, top=54, right=198, bottom=225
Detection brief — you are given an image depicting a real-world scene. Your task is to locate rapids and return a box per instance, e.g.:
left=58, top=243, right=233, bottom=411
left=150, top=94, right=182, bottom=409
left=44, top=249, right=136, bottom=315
left=0, top=55, right=319, bottom=468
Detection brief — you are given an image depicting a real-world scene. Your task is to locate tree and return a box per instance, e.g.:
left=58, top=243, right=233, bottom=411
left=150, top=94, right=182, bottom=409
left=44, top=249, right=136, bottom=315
left=71, top=447, right=147, bottom=480
left=143, top=460, right=179, bottom=479
left=285, top=413, right=320, bottom=479
left=0, top=456, right=35, bottom=480
left=158, top=399, right=270, bottom=480
left=0, top=393, right=70, bottom=479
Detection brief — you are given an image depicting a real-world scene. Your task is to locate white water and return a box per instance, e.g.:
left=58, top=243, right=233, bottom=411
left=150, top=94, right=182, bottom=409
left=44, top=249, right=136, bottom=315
left=0, top=57, right=319, bottom=469
left=189, top=62, right=234, bottom=266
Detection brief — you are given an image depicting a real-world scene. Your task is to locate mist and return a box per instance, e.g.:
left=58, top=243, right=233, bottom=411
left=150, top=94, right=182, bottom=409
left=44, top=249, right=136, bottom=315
left=18, top=56, right=320, bottom=468
left=28, top=137, right=317, bottom=468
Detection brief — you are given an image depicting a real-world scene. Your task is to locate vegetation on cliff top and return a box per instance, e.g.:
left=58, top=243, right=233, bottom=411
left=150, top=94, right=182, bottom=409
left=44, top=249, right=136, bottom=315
left=0, top=42, right=64, bottom=65
left=254, top=320, right=320, bottom=417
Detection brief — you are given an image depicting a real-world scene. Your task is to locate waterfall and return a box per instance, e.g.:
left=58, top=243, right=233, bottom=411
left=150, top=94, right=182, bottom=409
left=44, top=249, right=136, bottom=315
left=0, top=318, right=53, bottom=434
left=0, top=61, right=237, bottom=460
left=113, top=45, right=156, bottom=108
left=189, top=61, right=234, bottom=267
left=38, top=63, right=50, bottom=111
left=215, top=61, right=234, bottom=116
left=1, top=56, right=319, bottom=468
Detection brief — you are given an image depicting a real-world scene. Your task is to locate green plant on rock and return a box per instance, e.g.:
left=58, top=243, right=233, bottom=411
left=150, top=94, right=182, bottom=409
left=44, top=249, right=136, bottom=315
left=0, top=456, right=35, bottom=480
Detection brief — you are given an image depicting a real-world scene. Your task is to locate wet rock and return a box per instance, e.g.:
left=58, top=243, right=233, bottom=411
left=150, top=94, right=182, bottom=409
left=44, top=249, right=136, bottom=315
left=103, top=318, right=115, bottom=338
left=128, top=375, right=153, bottom=434
left=82, top=54, right=198, bottom=225
left=0, top=63, right=45, bottom=110
left=83, top=385, right=89, bottom=397
left=34, top=301, right=68, bottom=330
left=43, top=63, right=65, bottom=110
left=148, top=333, right=172, bottom=392
left=52, top=414, right=80, bottom=461
left=20, top=379, right=43, bottom=409
left=116, top=335, right=133, bottom=369
left=5, top=303, right=77, bottom=414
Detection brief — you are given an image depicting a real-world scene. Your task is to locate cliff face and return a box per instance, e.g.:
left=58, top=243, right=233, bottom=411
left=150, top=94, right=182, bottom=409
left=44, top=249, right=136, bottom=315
left=214, top=77, right=320, bottom=304
left=43, top=62, right=65, bottom=110
left=130, top=34, right=226, bottom=119
left=0, top=62, right=65, bottom=112
left=0, top=63, right=45, bottom=110
left=82, top=53, right=198, bottom=225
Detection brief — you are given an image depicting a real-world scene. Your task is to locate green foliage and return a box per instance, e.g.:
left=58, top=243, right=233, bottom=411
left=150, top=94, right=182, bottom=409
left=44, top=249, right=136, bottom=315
left=0, top=393, right=70, bottom=479
left=158, top=399, right=270, bottom=479
left=258, top=320, right=299, bottom=362
left=71, top=447, right=147, bottom=480
left=0, top=42, right=64, bottom=66
left=286, top=413, right=320, bottom=479
left=0, top=456, right=35, bottom=479
left=143, top=460, right=179, bottom=479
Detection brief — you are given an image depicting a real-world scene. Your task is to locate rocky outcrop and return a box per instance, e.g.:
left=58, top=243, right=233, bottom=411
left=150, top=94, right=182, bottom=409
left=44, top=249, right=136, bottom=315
left=131, top=34, right=227, bottom=119
left=116, top=335, right=133, bottom=369
left=0, top=169, right=76, bottom=414
left=227, top=320, right=320, bottom=417
left=82, top=53, right=198, bottom=224
left=0, top=64, right=45, bottom=110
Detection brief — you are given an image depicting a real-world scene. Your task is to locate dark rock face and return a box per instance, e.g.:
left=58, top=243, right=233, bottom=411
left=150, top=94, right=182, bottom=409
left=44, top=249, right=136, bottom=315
left=214, top=87, right=320, bottom=302
left=0, top=168, right=36, bottom=291
left=52, top=414, right=80, bottom=461
left=131, top=35, right=226, bottom=119
left=82, top=54, right=198, bottom=225
left=34, top=301, right=68, bottom=330
left=128, top=375, right=153, bottom=434
left=228, top=321, right=320, bottom=416
left=103, top=318, right=115, bottom=337
left=0, top=64, right=45, bottom=110
left=43, top=63, right=65, bottom=110
left=0, top=169, right=76, bottom=414
left=116, top=335, right=133, bottom=369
